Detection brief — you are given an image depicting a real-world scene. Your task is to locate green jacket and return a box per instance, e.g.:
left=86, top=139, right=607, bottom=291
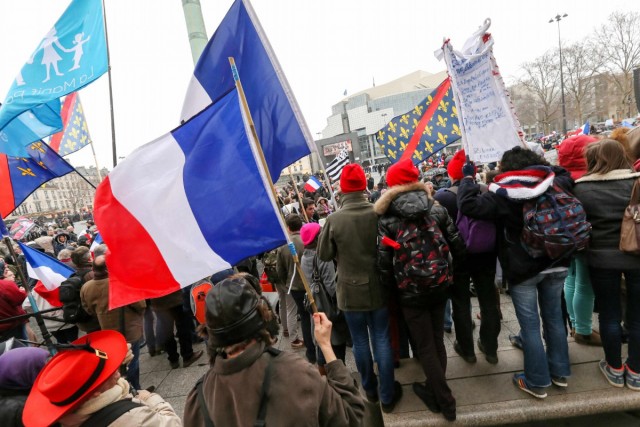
left=317, top=192, right=385, bottom=311
left=276, top=232, right=305, bottom=292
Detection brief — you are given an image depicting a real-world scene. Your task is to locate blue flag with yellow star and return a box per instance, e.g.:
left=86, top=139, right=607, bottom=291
left=49, top=92, right=92, bottom=156
left=0, top=140, right=75, bottom=218
left=376, top=78, right=461, bottom=165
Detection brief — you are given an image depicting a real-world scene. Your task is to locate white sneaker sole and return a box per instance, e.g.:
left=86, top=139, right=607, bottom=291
left=599, top=363, right=624, bottom=388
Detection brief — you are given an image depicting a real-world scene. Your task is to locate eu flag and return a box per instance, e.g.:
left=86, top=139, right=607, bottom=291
left=0, top=140, right=75, bottom=218
left=376, top=78, right=461, bottom=165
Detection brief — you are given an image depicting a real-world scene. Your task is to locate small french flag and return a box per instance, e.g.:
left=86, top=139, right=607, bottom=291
left=304, top=176, right=322, bottom=193
left=578, top=120, right=590, bottom=136
left=90, top=232, right=104, bottom=253
left=19, top=242, right=75, bottom=307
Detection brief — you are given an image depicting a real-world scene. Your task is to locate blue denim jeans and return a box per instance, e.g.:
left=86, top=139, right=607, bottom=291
left=444, top=299, right=452, bottom=330
left=590, top=267, right=640, bottom=372
left=127, top=339, right=141, bottom=390
left=510, top=271, right=570, bottom=387
left=344, top=307, right=396, bottom=404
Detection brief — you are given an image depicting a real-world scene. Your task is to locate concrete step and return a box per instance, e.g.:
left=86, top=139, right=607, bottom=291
left=383, top=342, right=640, bottom=426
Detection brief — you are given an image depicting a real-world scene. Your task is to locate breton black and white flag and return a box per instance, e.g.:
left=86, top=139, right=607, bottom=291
left=325, top=149, right=350, bottom=182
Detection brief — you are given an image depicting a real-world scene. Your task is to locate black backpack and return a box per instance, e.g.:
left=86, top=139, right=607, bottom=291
left=59, top=268, right=93, bottom=324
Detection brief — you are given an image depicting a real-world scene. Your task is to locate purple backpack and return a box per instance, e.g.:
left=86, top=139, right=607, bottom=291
left=445, top=186, right=496, bottom=254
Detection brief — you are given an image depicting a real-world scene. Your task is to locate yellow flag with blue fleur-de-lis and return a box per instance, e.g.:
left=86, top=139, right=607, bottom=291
left=376, top=78, right=461, bottom=165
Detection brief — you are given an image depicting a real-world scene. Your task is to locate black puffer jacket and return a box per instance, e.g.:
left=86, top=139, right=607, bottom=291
left=374, top=182, right=464, bottom=307
left=0, top=390, right=28, bottom=427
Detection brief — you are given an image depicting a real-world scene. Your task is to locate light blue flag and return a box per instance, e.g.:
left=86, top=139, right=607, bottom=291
left=0, top=0, right=107, bottom=157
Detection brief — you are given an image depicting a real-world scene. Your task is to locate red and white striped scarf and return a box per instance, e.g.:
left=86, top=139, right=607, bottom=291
left=488, top=166, right=555, bottom=200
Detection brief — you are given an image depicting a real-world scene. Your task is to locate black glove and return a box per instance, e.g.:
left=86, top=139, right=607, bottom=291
left=462, top=156, right=475, bottom=177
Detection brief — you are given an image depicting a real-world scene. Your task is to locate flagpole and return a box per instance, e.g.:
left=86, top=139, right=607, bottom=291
left=229, top=57, right=317, bottom=313
left=2, top=236, right=56, bottom=355
left=287, top=166, right=309, bottom=223
left=89, top=140, right=103, bottom=182
left=101, top=0, right=118, bottom=168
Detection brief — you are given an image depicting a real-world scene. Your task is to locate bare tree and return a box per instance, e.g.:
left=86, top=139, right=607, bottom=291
left=593, top=11, right=640, bottom=116
left=562, top=41, right=603, bottom=123
left=517, top=50, right=561, bottom=133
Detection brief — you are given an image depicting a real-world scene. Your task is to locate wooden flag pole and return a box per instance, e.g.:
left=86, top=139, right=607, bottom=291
left=287, top=166, right=309, bottom=223
left=228, top=57, right=317, bottom=313
left=89, top=140, right=103, bottom=182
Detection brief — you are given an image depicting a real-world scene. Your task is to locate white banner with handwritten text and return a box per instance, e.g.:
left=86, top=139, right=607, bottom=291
left=437, top=19, right=524, bottom=163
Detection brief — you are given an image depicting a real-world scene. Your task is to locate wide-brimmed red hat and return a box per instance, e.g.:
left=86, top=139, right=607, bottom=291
left=23, top=330, right=127, bottom=427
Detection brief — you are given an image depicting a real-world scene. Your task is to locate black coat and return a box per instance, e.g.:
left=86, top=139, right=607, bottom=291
left=457, top=167, right=573, bottom=285
left=0, top=390, right=28, bottom=427
left=374, top=182, right=464, bottom=306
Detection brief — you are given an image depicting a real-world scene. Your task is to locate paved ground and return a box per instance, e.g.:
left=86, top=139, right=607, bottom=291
left=130, top=291, right=640, bottom=426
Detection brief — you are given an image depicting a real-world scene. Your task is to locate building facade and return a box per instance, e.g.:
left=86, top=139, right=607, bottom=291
left=8, top=165, right=108, bottom=219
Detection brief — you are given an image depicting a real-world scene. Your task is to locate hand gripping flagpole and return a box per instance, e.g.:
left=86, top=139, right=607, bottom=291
left=229, top=57, right=317, bottom=313
left=0, top=220, right=56, bottom=355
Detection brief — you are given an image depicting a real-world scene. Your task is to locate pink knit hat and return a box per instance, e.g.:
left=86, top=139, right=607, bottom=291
left=300, top=223, right=321, bottom=246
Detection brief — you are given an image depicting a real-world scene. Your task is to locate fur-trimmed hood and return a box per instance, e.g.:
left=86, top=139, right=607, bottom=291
left=373, top=181, right=434, bottom=219
left=575, top=169, right=640, bottom=183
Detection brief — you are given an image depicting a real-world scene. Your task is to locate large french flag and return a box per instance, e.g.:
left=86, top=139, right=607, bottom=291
left=95, top=89, right=288, bottom=309
left=181, top=0, right=315, bottom=180
left=19, top=242, right=74, bottom=307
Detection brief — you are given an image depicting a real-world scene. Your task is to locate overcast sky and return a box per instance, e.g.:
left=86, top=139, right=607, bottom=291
left=0, top=0, right=637, bottom=170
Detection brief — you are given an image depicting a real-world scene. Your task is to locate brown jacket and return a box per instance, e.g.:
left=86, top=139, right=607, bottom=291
left=183, top=341, right=365, bottom=427
left=317, top=192, right=385, bottom=311
left=80, top=277, right=145, bottom=342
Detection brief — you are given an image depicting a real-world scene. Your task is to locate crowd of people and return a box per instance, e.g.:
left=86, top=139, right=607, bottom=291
left=0, top=126, right=639, bottom=425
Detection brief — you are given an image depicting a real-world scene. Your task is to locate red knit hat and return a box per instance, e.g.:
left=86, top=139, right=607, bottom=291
left=386, top=158, right=420, bottom=187
left=447, top=149, right=475, bottom=181
left=557, top=135, right=598, bottom=180
left=340, top=164, right=366, bottom=193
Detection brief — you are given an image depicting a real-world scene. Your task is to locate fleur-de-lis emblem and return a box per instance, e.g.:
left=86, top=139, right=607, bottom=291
left=65, top=139, right=78, bottom=150
left=76, top=104, right=83, bottom=114
left=400, top=141, right=408, bottom=151
left=437, top=132, right=448, bottom=145
left=413, top=104, right=424, bottom=116
left=82, top=121, right=88, bottom=132
left=388, top=135, right=397, bottom=146
left=17, top=166, right=35, bottom=177
left=30, top=141, right=45, bottom=153
left=378, top=130, right=385, bottom=141
left=80, top=135, right=87, bottom=144
left=412, top=118, right=420, bottom=129
left=388, top=122, right=397, bottom=133
left=414, top=150, right=423, bottom=161
left=423, top=125, right=434, bottom=137
left=451, top=106, right=458, bottom=118
left=400, top=114, right=410, bottom=125
left=73, top=116, right=81, bottom=127
left=438, top=100, right=449, bottom=113
left=387, top=148, right=397, bottom=159
left=69, top=127, right=80, bottom=139
left=436, top=115, right=448, bottom=128
left=424, top=141, right=435, bottom=153
left=452, top=124, right=461, bottom=136
left=400, top=127, right=410, bottom=139
left=38, top=161, right=48, bottom=170
left=427, top=95, right=434, bottom=104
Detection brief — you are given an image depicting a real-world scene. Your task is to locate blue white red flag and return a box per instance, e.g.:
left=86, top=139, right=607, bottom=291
left=95, top=89, right=289, bottom=309
left=0, top=0, right=107, bottom=157
left=304, top=176, right=322, bottom=193
left=89, top=232, right=103, bottom=253
left=48, top=93, right=92, bottom=156
left=0, top=217, right=8, bottom=237
left=19, top=242, right=74, bottom=291
left=0, top=141, right=75, bottom=218
left=578, top=120, right=590, bottom=136
left=181, top=0, right=314, bottom=179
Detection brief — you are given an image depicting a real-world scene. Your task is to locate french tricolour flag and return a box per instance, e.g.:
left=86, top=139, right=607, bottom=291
left=19, top=242, right=74, bottom=307
left=95, top=89, right=289, bottom=309
left=578, top=120, right=590, bottom=136
left=304, top=176, right=322, bottom=193
left=90, top=232, right=103, bottom=253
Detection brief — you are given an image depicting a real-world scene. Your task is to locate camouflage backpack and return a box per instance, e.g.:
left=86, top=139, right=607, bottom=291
left=262, top=249, right=280, bottom=285
left=390, top=216, right=452, bottom=293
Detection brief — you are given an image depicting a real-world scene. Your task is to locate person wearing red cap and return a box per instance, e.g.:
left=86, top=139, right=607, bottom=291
left=318, top=163, right=402, bottom=413
left=22, top=330, right=181, bottom=427
left=435, top=149, right=501, bottom=366
left=375, top=158, right=464, bottom=421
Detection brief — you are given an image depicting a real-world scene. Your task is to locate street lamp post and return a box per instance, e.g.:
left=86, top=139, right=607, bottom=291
left=550, top=13, right=568, bottom=135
